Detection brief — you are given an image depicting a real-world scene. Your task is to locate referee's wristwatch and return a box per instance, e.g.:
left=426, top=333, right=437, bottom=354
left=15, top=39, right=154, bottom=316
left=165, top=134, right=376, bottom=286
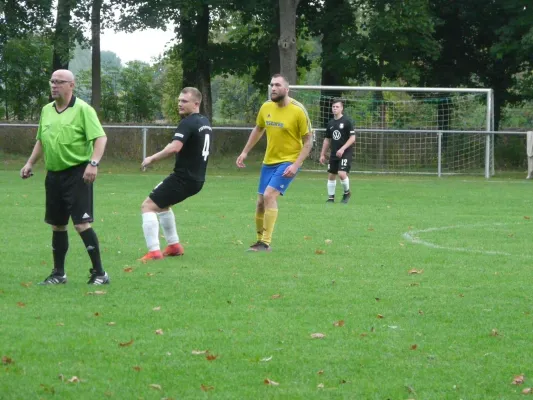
left=90, top=160, right=99, bottom=167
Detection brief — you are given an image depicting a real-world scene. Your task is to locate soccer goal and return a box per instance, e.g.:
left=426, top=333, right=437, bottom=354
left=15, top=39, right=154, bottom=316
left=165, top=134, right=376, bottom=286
left=289, top=85, right=494, bottom=177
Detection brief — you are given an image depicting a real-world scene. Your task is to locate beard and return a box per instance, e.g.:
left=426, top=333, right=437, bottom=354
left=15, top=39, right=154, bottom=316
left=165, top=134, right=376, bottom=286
left=271, top=92, right=287, bottom=103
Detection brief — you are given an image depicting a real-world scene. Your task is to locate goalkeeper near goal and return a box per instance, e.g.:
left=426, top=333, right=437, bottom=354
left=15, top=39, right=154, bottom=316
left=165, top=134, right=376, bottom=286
left=319, top=98, right=356, bottom=203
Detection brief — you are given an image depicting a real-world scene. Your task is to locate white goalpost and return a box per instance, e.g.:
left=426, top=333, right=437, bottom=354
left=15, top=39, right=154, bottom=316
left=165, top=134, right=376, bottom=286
left=289, top=85, right=494, bottom=178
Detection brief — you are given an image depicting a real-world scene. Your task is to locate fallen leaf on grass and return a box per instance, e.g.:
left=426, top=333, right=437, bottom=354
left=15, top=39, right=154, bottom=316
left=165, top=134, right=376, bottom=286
left=206, top=353, right=218, bottom=361
left=271, top=294, right=282, bottom=299
left=317, top=370, right=324, bottom=375
left=123, top=267, right=133, bottom=273
left=324, top=239, right=332, bottom=245
left=201, top=384, right=214, bottom=392
left=56, top=322, right=64, bottom=326
left=68, top=376, right=80, bottom=383
left=94, top=312, right=100, bottom=317
left=524, top=216, right=531, bottom=220
left=408, top=268, right=424, bottom=275
left=192, top=350, right=207, bottom=355
left=522, top=388, right=533, bottom=394
left=377, top=314, right=384, bottom=319
left=411, top=344, right=418, bottom=350
left=418, top=310, right=424, bottom=315
left=260, top=356, right=272, bottom=362
left=39, top=384, right=55, bottom=394
left=107, top=322, right=116, bottom=326
left=86, top=291, right=106, bottom=295
left=149, top=384, right=162, bottom=390
left=152, top=306, right=161, bottom=311
left=304, top=236, right=312, bottom=240
left=315, top=249, right=325, bottom=255
left=2, top=356, right=13, bottom=365
left=311, top=333, right=326, bottom=339
left=317, top=383, right=324, bottom=388
left=17, top=302, right=26, bottom=307
left=133, top=366, right=141, bottom=372
left=513, top=374, right=525, bottom=385
left=20, top=282, right=32, bottom=288
left=146, top=273, right=155, bottom=277
left=264, top=378, right=279, bottom=386
left=491, top=329, right=499, bottom=336
left=155, top=329, right=164, bottom=335
left=333, top=320, right=345, bottom=327
left=119, top=339, right=134, bottom=347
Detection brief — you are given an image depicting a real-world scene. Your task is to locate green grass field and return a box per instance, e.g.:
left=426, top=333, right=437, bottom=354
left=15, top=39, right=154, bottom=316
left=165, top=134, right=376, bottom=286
left=1, top=157, right=533, bottom=399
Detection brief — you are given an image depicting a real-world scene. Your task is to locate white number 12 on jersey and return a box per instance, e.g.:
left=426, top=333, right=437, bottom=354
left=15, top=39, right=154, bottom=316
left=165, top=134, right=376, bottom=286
left=202, top=134, right=210, bottom=161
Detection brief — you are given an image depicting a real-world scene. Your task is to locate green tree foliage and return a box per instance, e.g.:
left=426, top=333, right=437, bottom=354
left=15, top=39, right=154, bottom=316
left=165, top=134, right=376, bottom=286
left=155, top=57, right=183, bottom=122
left=421, top=0, right=533, bottom=129
left=212, top=74, right=263, bottom=124
left=2, top=35, right=52, bottom=120
left=119, top=61, right=160, bottom=122
left=348, top=0, right=440, bottom=86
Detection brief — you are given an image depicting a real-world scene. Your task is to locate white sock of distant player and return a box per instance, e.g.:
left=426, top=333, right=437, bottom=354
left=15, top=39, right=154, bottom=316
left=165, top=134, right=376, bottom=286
left=158, top=209, right=179, bottom=245
left=142, top=212, right=160, bottom=251
left=327, top=180, right=336, bottom=196
left=341, top=177, right=350, bottom=193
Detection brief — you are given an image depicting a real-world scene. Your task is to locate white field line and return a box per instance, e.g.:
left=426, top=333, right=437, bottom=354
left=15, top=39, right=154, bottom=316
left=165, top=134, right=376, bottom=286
left=402, top=223, right=527, bottom=256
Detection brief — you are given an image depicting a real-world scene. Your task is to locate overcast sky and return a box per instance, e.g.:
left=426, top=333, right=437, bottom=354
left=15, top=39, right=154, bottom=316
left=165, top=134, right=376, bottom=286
left=99, top=27, right=176, bottom=64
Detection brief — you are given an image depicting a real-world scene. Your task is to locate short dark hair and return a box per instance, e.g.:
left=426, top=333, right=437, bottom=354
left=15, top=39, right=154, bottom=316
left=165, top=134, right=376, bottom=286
left=181, top=87, right=202, bottom=103
left=332, top=98, right=344, bottom=107
left=271, top=73, right=290, bottom=86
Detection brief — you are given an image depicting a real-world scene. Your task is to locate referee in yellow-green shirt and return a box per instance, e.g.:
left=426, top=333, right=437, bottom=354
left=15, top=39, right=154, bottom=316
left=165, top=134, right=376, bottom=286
left=20, top=69, right=109, bottom=285
left=236, top=73, right=313, bottom=252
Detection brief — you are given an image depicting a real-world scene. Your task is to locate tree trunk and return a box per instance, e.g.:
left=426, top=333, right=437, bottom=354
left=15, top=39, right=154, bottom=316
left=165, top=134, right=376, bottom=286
left=269, top=0, right=281, bottom=76
left=278, top=0, right=300, bottom=84
left=91, top=0, right=103, bottom=114
left=52, top=0, right=73, bottom=71
left=180, top=4, right=212, bottom=121
left=195, top=4, right=212, bottom=120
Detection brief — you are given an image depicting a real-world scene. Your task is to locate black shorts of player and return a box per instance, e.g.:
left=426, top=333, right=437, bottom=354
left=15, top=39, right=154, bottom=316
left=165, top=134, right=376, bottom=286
left=45, top=162, right=93, bottom=226
left=328, top=155, right=352, bottom=174
left=149, top=173, right=204, bottom=209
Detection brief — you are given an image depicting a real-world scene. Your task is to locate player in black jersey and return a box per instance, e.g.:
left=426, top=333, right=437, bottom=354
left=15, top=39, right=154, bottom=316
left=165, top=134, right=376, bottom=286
left=319, top=98, right=355, bottom=203
left=139, top=87, right=212, bottom=261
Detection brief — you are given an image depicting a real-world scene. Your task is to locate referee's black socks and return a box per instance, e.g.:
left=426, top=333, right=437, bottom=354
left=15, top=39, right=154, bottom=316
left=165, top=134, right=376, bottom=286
left=52, top=230, right=69, bottom=275
left=80, top=228, right=104, bottom=274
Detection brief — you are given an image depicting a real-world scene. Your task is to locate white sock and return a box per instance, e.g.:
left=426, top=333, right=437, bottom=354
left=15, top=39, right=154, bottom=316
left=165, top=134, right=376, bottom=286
left=327, top=180, right=336, bottom=196
left=341, top=177, right=350, bottom=193
left=142, top=212, right=160, bottom=251
left=158, top=209, right=179, bottom=245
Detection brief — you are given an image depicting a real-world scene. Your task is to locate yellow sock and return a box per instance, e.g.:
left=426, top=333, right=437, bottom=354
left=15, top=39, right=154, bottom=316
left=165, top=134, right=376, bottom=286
left=262, top=208, right=278, bottom=246
left=255, top=211, right=265, bottom=242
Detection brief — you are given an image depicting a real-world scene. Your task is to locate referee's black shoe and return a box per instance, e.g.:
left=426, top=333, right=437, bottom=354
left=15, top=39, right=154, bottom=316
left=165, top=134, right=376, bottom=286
left=87, top=270, right=110, bottom=285
left=39, top=270, right=67, bottom=285
left=341, top=191, right=351, bottom=204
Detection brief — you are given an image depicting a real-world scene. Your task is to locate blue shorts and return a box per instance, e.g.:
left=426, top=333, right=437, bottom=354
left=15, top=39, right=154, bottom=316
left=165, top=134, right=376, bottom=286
left=258, top=162, right=298, bottom=195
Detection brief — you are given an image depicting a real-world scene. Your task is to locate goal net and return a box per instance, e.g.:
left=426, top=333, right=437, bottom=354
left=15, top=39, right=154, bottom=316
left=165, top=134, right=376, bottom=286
left=289, top=86, right=493, bottom=176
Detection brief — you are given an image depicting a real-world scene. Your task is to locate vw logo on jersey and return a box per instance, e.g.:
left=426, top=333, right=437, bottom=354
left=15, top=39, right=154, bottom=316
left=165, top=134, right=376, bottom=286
left=333, top=130, right=341, bottom=140
left=339, top=123, right=344, bottom=129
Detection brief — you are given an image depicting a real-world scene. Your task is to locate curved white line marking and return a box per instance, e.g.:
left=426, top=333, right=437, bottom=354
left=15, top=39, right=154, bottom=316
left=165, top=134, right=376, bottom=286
left=402, top=223, right=518, bottom=256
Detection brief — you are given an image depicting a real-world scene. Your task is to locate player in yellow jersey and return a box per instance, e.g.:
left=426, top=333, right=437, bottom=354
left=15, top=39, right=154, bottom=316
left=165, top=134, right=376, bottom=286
left=236, top=74, right=313, bottom=252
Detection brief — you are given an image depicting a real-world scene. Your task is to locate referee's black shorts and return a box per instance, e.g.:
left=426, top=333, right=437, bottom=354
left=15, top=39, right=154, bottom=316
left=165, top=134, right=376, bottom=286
left=149, top=173, right=204, bottom=209
left=45, top=162, right=94, bottom=226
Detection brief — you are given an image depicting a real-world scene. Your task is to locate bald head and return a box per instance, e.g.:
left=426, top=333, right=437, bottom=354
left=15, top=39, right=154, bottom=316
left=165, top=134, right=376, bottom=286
left=52, top=69, right=75, bottom=83
left=50, top=69, right=75, bottom=105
